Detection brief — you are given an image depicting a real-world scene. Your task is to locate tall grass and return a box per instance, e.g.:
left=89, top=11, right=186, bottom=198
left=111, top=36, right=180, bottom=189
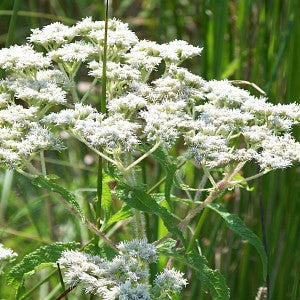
left=0, top=0, right=299, bottom=299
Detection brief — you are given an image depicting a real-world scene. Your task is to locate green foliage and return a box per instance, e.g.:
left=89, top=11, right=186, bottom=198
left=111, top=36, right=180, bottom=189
left=106, top=204, right=132, bottom=227
left=207, top=202, right=268, bottom=280
left=117, top=184, right=186, bottom=246
left=151, top=147, right=177, bottom=207
left=32, top=176, right=85, bottom=221
left=162, top=248, right=230, bottom=300
left=102, top=173, right=113, bottom=222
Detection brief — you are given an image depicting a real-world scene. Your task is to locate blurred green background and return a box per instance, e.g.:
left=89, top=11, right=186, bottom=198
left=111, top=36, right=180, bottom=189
left=0, top=0, right=299, bottom=299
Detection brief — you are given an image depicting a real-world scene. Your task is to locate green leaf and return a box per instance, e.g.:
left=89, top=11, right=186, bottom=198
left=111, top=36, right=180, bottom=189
left=7, top=242, right=79, bottom=290
left=83, top=243, right=118, bottom=260
left=102, top=173, right=113, bottom=221
left=106, top=204, right=132, bottom=227
left=32, top=176, right=85, bottom=221
left=151, top=147, right=177, bottom=207
left=207, top=202, right=267, bottom=280
left=231, top=173, right=254, bottom=191
left=117, top=185, right=186, bottom=246
left=161, top=249, right=230, bottom=300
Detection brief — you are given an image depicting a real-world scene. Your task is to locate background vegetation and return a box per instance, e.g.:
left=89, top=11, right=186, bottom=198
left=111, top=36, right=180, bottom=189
left=0, top=0, right=299, bottom=299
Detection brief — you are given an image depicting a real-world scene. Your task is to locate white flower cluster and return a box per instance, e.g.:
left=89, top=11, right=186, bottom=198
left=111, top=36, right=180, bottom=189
left=0, top=102, right=61, bottom=168
left=0, top=243, right=17, bottom=272
left=0, top=17, right=299, bottom=172
left=58, top=239, right=187, bottom=299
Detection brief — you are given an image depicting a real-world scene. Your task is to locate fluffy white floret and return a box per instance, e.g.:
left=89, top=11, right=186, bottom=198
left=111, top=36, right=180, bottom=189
left=28, top=22, right=76, bottom=47
left=0, top=244, right=18, bottom=263
left=48, top=41, right=97, bottom=62
left=159, top=40, right=202, bottom=64
left=154, top=268, right=188, bottom=292
left=0, top=45, right=50, bottom=71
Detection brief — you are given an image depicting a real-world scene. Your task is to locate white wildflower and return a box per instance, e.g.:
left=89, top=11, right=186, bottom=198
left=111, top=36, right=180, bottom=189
left=159, top=40, right=202, bottom=64
left=126, top=40, right=162, bottom=72
left=74, top=114, right=140, bottom=151
left=151, top=76, right=185, bottom=101
left=36, top=69, right=69, bottom=87
left=88, top=61, right=140, bottom=82
left=0, top=45, right=50, bottom=71
left=186, top=132, right=233, bottom=168
left=255, top=134, right=300, bottom=170
left=119, top=281, right=151, bottom=300
left=28, top=22, right=76, bottom=47
left=58, top=240, right=164, bottom=299
left=108, top=93, right=147, bottom=114
left=154, top=268, right=188, bottom=293
left=141, top=100, right=190, bottom=147
left=0, top=244, right=18, bottom=262
left=74, top=17, right=104, bottom=35
left=48, top=41, right=97, bottom=62
left=14, top=81, right=67, bottom=105
left=204, top=80, right=256, bottom=108
left=87, top=18, right=138, bottom=51
left=43, top=104, right=98, bottom=126
left=117, top=239, right=158, bottom=263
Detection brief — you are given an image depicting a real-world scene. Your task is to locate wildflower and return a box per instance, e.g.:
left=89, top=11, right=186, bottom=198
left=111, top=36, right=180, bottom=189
left=154, top=268, right=188, bottom=294
left=28, top=22, right=76, bottom=48
left=0, top=45, right=50, bottom=71
left=48, top=41, right=98, bottom=63
left=0, top=244, right=17, bottom=273
left=159, top=40, right=202, bottom=64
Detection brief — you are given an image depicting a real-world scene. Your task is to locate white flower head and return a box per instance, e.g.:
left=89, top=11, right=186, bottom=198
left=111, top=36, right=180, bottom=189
left=88, top=61, right=141, bottom=82
left=48, top=41, right=98, bottom=62
left=108, top=93, right=147, bottom=114
left=159, top=40, right=202, bottom=64
left=0, top=45, right=50, bottom=71
left=0, top=244, right=18, bottom=262
left=28, top=22, right=76, bottom=47
left=117, top=239, right=158, bottom=263
left=154, top=268, right=188, bottom=293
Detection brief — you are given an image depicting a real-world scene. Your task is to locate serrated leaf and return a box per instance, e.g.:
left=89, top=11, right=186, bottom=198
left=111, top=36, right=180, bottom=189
left=207, top=202, right=267, bottom=280
left=106, top=204, right=132, bottom=227
left=7, top=242, right=79, bottom=289
left=32, top=176, right=85, bottom=221
left=151, top=147, right=177, bottom=207
left=117, top=185, right=186, bottom=246
left=161, top=249, right=230, bottom=300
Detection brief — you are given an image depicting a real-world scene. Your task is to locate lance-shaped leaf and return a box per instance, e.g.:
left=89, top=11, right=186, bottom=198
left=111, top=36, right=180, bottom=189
left=32, top=176, right=85, bottom=221
left=117, top=184, right=186, bottom=246
left=105, top=204, right=132, bottom=227
left=161, top=249, right=230, bottom=300
left=207, top=202, right=267, bottom=280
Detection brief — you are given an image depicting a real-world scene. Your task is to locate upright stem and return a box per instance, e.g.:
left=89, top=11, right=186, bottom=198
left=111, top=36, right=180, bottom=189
left=100, top=0, right=109, bottom=114
left=258, top=173, right=270, bottom=299
left=57, top=263, right=68, bottom=300
left=96, top=0, right=109, bottom=231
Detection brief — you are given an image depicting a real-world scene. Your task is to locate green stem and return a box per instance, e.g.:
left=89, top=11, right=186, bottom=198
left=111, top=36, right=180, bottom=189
left=57, top=263, right=68, bottom=300
left=96, top=156, right=103, bottom=228
left=186, top=207, right=209, bottom=253
left=96, top=0, right=108, bottom=235
left=100, top=0, right=109, bottom=114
